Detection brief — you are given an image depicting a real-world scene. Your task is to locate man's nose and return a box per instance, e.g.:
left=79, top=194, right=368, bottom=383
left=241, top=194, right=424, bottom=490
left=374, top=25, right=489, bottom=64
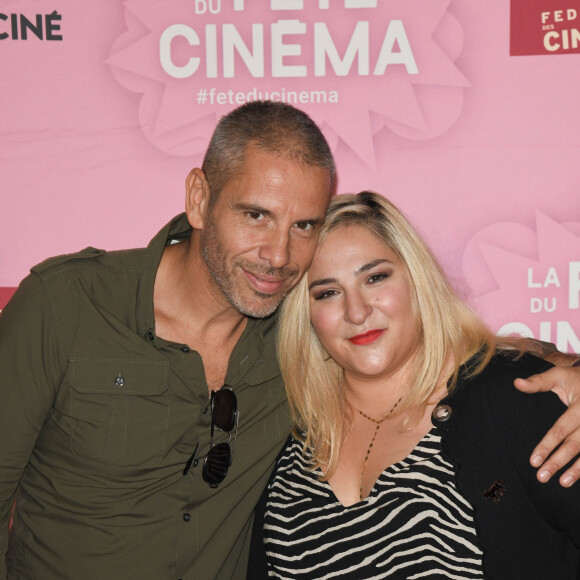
left=258, top=230, right=291, bottom=269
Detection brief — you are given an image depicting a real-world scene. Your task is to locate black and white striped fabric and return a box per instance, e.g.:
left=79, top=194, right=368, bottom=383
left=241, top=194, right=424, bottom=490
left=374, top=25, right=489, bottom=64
left=263, top=428, right=485, bottom=579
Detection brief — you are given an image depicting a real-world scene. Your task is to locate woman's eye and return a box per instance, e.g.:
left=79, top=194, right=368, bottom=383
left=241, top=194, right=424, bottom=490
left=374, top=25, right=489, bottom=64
left=368, top=272, right=389, bottom=284
left=313, top=289, right=337, bottom=301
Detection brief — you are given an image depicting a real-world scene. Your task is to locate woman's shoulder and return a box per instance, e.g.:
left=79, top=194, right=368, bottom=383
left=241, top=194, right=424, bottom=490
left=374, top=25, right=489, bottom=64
left=487, top=349, right=552, bottom=375
left=444, top=350, right=561, bottom=433
left=457, top=350, right=552, bottom=395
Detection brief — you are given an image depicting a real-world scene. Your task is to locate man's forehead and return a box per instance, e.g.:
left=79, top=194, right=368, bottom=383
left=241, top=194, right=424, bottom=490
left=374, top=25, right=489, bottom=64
left=221, top=155, right=331, bottom=213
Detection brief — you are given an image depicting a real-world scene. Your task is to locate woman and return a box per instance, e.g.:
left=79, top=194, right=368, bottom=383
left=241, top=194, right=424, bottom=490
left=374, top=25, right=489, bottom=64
left=249, top=192, right=580, bottom=579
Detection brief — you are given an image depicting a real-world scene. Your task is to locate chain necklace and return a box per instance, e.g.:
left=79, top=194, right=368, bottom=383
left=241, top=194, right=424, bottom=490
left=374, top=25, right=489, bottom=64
left=354, top=395, right=403, bottom=501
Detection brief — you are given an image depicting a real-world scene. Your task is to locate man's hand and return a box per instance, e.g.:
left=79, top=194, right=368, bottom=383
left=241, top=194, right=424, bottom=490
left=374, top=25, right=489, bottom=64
left=515, top=363, right=580, bottom=487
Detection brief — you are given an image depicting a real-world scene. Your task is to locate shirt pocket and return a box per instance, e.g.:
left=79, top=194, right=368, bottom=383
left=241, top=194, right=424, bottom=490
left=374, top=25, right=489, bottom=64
left=235, top=378, right=291, bottom=445
left=65, top=359, right=169, bottom=467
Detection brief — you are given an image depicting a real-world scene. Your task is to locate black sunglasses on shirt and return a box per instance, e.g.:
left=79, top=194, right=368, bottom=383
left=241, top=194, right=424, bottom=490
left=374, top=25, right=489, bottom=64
left=183, top=385, right=239, bottom=487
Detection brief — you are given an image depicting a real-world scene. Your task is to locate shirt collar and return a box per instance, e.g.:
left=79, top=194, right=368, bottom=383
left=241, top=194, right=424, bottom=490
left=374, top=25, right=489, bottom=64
left=137, top=213, right=192, bottom=339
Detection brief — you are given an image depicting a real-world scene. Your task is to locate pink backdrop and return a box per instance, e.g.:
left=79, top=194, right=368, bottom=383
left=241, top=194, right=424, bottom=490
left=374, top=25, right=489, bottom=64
left=1, top=0, right=579, bottom=351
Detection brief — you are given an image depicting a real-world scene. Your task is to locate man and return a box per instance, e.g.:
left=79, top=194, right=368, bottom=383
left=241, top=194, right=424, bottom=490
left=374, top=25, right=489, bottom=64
left=0, top=101, right=578, bottom=579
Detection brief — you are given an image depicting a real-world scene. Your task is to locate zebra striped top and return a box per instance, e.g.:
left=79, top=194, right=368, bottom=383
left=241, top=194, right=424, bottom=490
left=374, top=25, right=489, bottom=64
left=263, top=427, right=485, bottom=579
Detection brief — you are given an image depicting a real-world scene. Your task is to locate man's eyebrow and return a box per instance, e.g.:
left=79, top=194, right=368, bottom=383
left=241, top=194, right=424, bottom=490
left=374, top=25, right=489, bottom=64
left=232, top=202, right=273, bottom=217
left=300, top=217, right=325, bottom=227
left=233, top=203, right=325, bottom=226
left=308, top=259, right=392, bottom=290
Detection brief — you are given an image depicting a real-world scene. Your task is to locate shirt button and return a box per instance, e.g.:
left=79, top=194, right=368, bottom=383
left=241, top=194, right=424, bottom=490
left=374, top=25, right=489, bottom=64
left=202, top=407, right=208, bottom=414
left=432, top=404, right=452, bottom=422
left=181, top=346, right=190, bottom=353
left=193, top=459, right=199, bottom=467
left=183, top=513, right=191, bottom=522
left=147, top=331, right=154, bottom=341
left=114, top=373, right=125, bottom=387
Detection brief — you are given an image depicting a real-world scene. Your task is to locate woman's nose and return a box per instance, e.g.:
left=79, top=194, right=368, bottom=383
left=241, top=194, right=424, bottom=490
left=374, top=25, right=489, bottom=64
left=344, top=290, right=372, bottom=325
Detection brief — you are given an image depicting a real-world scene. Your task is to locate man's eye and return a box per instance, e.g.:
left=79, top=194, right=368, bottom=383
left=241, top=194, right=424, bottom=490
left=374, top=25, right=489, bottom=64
left=247, top=212, right=264, bottom=220
left=294, top=221, right=314, bottom=231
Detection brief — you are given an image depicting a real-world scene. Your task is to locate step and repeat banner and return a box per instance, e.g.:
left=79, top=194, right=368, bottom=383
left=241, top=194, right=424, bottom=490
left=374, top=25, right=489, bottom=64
left=1, top=0, right=579, bottom=351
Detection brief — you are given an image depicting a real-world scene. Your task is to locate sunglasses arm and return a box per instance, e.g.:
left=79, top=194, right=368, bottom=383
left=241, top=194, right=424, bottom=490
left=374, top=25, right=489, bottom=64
left=228, top=409, right=240, bottom=463
left=182, top=442, right=200, bottom=476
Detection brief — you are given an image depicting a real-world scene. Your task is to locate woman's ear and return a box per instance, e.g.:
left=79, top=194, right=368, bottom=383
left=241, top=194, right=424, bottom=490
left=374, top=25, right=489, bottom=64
left=185, top=168, right=210, bottom=229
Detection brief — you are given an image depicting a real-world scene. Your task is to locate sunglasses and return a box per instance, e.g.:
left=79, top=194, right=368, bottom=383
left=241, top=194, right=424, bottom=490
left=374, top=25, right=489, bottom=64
left=202, top=385, right=239, bottom=487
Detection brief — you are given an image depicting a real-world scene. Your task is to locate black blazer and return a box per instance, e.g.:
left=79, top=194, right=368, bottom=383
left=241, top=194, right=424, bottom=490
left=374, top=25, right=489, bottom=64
left=249, top=353, right=580, bottom=579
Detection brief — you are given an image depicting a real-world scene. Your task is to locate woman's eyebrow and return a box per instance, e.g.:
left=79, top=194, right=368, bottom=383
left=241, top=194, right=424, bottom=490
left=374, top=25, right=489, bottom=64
left=357, top=259, right=392, bottom=274
left=309, top=277, right=336, bottom=290
left=308, top=259, right=393, bottom=290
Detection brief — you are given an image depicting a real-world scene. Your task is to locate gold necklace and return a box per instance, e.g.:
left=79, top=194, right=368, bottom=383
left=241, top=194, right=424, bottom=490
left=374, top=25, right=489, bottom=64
left=354, top=396, right=403, bottom=501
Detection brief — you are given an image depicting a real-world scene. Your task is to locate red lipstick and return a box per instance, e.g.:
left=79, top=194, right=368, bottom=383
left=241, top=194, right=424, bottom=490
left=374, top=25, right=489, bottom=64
left=348, top=329, right=385, bottom=345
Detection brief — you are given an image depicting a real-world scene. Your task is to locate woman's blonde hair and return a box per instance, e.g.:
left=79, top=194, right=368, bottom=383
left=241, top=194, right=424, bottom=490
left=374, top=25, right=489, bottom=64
left=277, top=191, right=509, bottom=476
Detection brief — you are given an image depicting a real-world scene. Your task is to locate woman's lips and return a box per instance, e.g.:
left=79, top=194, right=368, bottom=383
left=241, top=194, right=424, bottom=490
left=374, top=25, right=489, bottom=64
left=348, top=329, right=385, bottom=345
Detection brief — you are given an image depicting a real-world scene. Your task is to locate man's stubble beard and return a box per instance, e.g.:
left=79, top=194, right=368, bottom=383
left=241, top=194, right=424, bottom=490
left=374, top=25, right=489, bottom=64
left=201, top=213, right=296, bottom=319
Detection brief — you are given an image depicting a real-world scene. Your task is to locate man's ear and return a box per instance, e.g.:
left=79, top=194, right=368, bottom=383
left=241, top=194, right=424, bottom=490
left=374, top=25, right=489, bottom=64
left=185, top=168, right=210, bottom=229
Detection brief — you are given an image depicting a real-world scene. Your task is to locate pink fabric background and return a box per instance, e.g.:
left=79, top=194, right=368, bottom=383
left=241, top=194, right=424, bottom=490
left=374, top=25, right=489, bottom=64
left=1, top=0, right=579, bottom=350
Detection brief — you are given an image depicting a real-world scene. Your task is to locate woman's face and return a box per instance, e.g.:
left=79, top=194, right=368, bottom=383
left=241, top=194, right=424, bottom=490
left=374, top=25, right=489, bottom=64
left=308, top=225, right=421, bottom=384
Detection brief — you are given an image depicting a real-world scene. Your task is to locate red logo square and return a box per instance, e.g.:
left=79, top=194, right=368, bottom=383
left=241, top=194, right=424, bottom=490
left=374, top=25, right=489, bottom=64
left=510, top=0, right=580, bottom=55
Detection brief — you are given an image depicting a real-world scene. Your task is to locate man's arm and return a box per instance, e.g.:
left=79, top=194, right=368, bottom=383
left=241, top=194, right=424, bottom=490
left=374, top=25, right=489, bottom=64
left=0, top=274, right=61, bottom=576
left=515, top=356, right=580, bottom=487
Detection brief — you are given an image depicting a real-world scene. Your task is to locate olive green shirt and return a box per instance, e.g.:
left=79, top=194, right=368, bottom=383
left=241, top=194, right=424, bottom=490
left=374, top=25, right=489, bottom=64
left=0, top=214, right=291, bottom=579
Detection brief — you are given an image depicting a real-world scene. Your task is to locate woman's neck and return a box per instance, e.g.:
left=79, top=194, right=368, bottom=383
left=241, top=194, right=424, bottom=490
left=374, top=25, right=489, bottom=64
left=343, top=367, right=412, bottom=420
